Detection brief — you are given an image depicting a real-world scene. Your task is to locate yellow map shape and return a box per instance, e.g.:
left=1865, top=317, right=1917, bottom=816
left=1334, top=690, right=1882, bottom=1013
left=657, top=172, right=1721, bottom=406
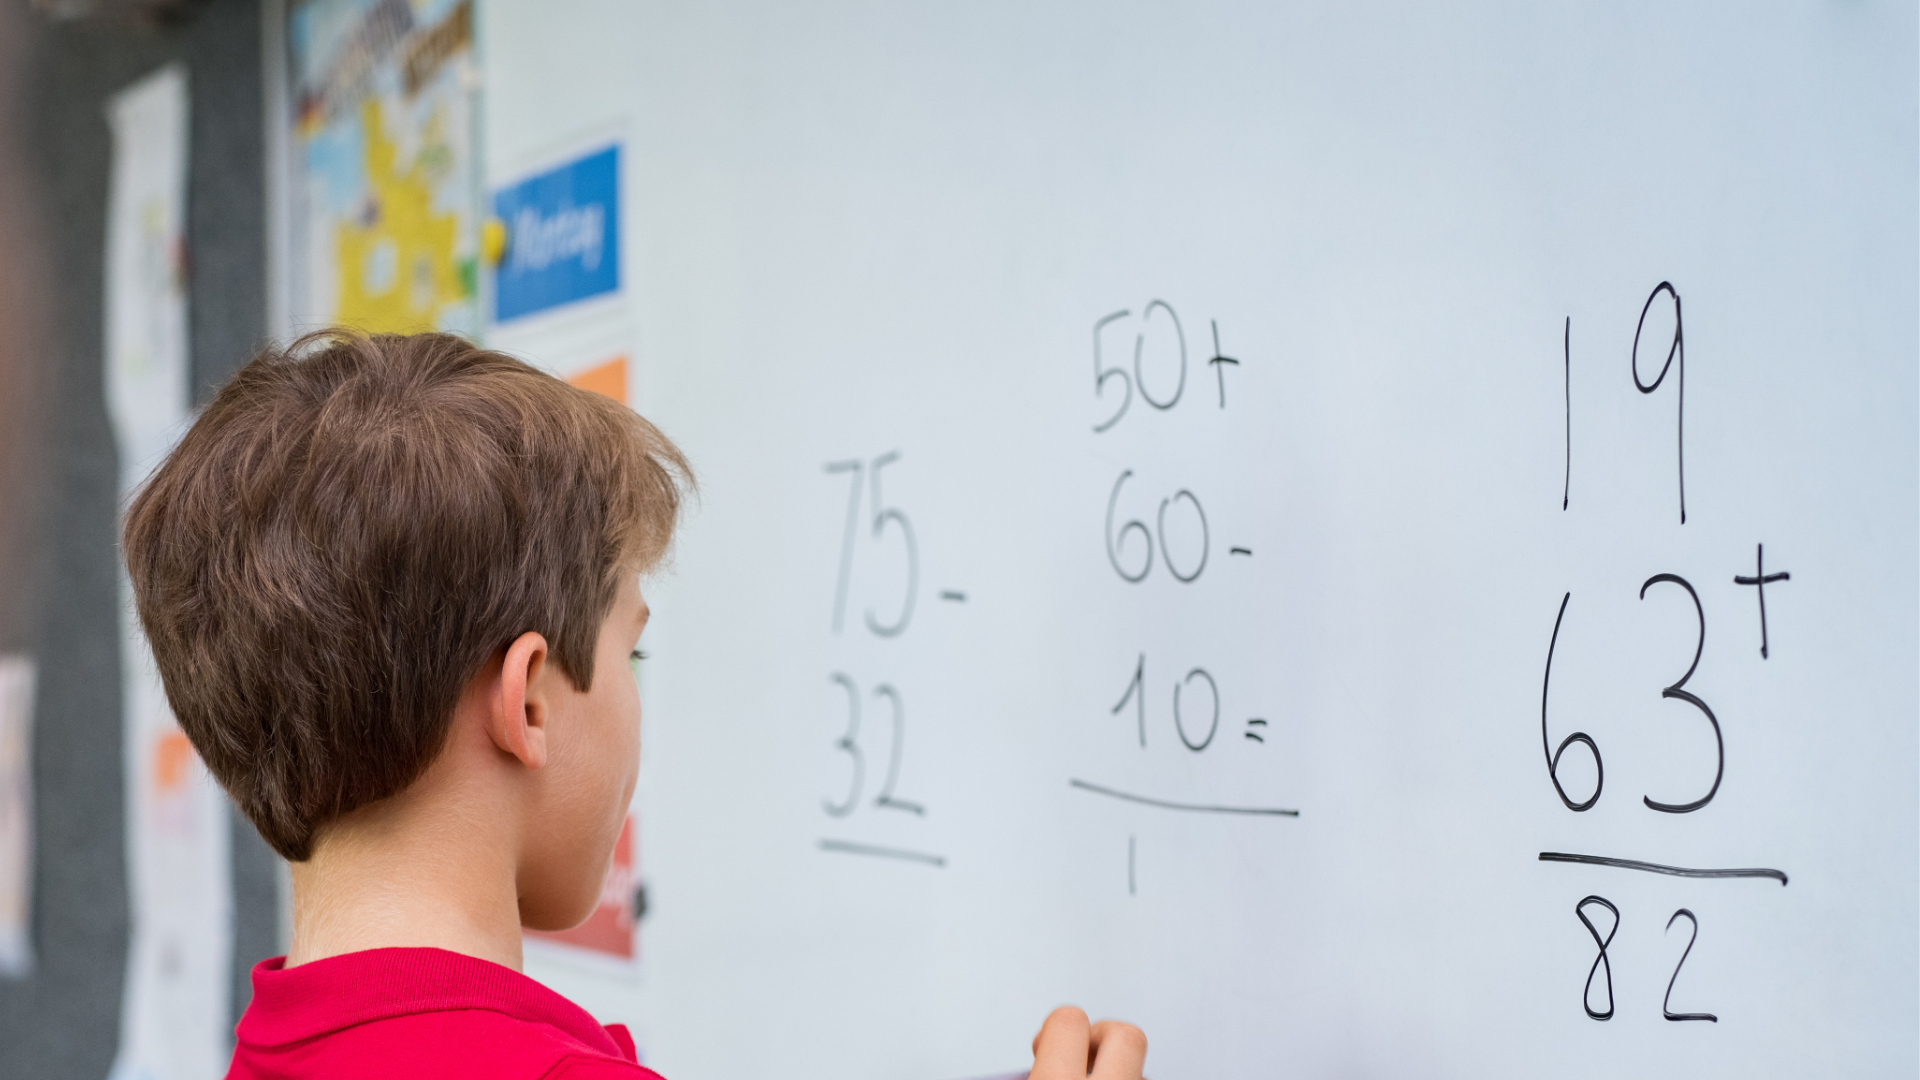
left=334, top=99, right=467, bottom=332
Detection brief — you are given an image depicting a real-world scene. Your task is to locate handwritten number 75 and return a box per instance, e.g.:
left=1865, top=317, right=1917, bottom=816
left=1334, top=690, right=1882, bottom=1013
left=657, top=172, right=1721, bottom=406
left=825, top=453, right=919, bottom=637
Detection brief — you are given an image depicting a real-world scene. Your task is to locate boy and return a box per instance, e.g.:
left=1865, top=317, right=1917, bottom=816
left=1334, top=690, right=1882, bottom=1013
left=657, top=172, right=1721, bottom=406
left=122, top=331, right=1147, bottom=1080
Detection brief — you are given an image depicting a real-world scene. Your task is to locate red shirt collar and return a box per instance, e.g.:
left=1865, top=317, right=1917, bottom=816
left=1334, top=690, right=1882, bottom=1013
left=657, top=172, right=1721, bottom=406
left=237, top=946, right=632, bottom=1060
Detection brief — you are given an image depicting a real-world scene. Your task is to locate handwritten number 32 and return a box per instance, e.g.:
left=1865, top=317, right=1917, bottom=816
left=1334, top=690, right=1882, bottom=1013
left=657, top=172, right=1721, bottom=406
left=824, top=673, right=924, bottom=818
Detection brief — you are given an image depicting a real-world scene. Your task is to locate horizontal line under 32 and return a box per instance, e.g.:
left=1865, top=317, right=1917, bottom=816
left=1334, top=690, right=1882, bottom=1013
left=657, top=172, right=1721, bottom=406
left=819, top=839, right=947, bottom=867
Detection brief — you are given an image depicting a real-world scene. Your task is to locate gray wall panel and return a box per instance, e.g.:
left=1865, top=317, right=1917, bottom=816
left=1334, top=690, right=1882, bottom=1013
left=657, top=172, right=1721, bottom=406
left=0, top=2, right=280, bottom=1075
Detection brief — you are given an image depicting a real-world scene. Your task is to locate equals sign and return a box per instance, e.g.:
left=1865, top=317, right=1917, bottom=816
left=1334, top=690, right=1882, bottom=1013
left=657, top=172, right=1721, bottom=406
left=1245, top=718, right=1267, bottom=743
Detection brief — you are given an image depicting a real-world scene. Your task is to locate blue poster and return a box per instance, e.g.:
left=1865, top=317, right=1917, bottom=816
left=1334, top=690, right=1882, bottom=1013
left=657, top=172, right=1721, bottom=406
left=493, top=144, right=620, bottom=322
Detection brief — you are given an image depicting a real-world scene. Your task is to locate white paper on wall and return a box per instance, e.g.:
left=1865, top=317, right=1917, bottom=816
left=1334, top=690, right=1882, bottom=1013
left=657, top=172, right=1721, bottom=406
left=0, top=656, right=35, bottom=979
left=103, top=62, right=234, bottom=1080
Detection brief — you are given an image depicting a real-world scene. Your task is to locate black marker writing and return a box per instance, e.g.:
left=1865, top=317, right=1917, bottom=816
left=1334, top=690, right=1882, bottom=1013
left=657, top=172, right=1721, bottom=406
left=1631, top=282, right=1686, bottom=524
left=1069, top=778, right=1299, bottom=817
left=1576, top=895, right=1619, bottom=1021
left=1733, top=543, right=1790, bottom=659
left=1541, top=592, right=1603, bottom=811
left=1106, top=470, right=1210, bottom=584
left=1538, top=852, right=1787, bottom=886
left=1208, top=319, right=1239, bottom=408
left=1112, top=653, right=1147, bottom=748
left=1092, top=309, right=1132, bottom=433
left=818, top=839, right=945, bottom=867
left=1135, top=299, right=1186, bottom=411
left=1639, top=574, right=1722, bottom=813
left=1173, top=668, right=1219, bottom=751
left=1663, top=909, right=1718, bottom=1022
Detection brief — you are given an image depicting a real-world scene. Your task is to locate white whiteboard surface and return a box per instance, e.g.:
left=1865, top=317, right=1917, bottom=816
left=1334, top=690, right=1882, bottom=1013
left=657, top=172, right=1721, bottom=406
left=484, top=4, right=1919, bottom=1077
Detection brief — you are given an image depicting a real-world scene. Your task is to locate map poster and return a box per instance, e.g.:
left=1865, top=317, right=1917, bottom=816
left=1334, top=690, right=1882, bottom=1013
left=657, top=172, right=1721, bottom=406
left=287, top=0, right=482, bottom=336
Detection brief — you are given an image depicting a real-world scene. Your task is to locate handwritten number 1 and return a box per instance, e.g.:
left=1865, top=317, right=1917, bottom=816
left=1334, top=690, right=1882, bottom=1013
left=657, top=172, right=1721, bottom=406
left=1112, top=653, right=1146, bottom=747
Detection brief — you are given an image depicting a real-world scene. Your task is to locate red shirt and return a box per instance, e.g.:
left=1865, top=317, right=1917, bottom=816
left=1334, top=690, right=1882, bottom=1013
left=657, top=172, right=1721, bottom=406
left=230, top=947, right=665, bottom=1080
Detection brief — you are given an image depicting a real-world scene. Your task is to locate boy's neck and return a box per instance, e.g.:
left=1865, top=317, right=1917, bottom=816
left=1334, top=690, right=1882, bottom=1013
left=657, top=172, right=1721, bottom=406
left=286, top=743, right=528, bottom=971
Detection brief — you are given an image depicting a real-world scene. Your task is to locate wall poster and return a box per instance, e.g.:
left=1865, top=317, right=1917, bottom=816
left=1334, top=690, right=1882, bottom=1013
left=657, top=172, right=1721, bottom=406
left=286, top=0, right=483, bottom=336
left=105, top=62, right=235, bottom=1080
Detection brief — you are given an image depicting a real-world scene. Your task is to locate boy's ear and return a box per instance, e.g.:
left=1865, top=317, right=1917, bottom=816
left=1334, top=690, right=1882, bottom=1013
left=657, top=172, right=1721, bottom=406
left=490, top=631, right=551, bottom=770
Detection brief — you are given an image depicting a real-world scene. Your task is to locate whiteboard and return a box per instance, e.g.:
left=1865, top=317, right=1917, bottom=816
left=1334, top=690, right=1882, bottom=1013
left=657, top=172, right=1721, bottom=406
left=481, top=3, right=1919, bottom=1077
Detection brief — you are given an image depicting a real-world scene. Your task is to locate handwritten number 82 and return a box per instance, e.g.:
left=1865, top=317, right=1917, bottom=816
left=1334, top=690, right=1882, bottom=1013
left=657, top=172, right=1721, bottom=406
left=1575, top=896, right=1718, bottom=1023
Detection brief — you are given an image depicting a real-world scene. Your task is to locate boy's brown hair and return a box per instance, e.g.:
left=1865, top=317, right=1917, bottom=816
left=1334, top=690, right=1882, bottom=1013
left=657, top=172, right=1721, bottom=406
left=123, top=331, right=691, bottom=861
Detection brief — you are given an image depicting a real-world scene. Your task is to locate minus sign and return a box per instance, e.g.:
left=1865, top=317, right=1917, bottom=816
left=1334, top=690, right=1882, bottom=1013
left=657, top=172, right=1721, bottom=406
left=940, top=590, right=967, bottom=602
left=1229, top=547, right=1252, bottom=556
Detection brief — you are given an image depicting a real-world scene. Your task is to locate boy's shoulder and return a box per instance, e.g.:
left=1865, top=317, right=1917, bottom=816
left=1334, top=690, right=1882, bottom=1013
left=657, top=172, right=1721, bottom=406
left=230, top=947, right=662, bottom=1080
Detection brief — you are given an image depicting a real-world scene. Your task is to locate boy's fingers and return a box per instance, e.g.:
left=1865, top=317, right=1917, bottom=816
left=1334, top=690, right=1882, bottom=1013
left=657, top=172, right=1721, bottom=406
left=1086, top=1019, right=1147, bottom=1080
left=1030, top=1006, right=1091, bottom=1080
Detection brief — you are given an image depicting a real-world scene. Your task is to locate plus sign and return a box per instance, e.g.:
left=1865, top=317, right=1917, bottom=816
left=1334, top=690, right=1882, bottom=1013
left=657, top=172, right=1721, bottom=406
left=1733, top=543, right=1790, bottom=659
left=1207, top=320, right=1240, bottom=408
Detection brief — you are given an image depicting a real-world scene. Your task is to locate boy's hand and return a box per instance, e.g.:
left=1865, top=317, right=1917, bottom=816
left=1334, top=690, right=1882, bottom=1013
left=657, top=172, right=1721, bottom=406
left=1031, top=1005, right=1146, bottom=1080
